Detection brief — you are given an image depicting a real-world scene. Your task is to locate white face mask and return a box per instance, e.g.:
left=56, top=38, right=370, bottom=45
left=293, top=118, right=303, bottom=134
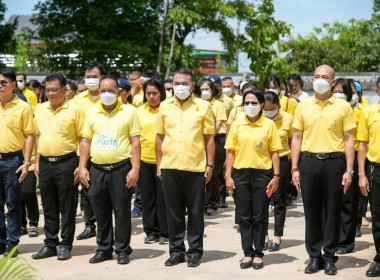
left=313, top=79, right=332, bottom=94
left=173, top=85, right=191, bottom=100
left=85, top=78, right=100, bottom=90
left=350, top=93, right=358, bottom=106
left=266, top=88, right=279, bottom=95
left=100, top=92, right=117, bottom=105
left=222, top=87, right=233, bottom=96
left=280, top=90, right=286, bottom=95
left=201, top=90, right=212, bottom=100
left=263, top=108, right=279, bottom=119
left=17, top=81, right=25, bottom=89
left=244, top=104, right=261, bottom=117
left=334, top=93, right=347, bottom=101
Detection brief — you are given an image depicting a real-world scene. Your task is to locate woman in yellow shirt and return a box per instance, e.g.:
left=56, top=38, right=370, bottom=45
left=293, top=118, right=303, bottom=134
left=332, top=78, right=362, bottom=253
left=199, top=78, right=227, bottom=216
left=136, top=79, right=168, bottom=244
left=263, top=91, right=293, bottom=252
left=225, top=90, right=282, bottom=270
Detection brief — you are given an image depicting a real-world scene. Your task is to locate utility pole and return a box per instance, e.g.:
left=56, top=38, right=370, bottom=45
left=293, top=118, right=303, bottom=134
left=165, top=23, right=176, bottom=80
left=157, top=0, right=169, bottom=74
left=235, top=18, right=240, bottom=72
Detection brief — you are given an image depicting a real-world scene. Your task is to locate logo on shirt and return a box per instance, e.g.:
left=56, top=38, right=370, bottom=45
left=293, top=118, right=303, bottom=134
left=256, top=141, right=264, bottom=151
left=95, top=128, right=118, bottom=151
left=331, top=120, right=338, bottom=130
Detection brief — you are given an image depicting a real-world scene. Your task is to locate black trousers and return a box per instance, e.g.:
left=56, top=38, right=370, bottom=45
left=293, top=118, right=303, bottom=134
left=39, top=155, right=78, bottom=249
left=357, top=193, right=369, bottom=227
left=338, top=154, right=359, bottom=252
left=368, top=163, right=380, bottom=262
left=272, top=157, right=290, bottom=236
left=88, top=162, right=133, bottom=255
left=300, top=156, right=345, bottom=263
left=206, top=134, right=224, bottom=210
left=81, top=159, right=96, bottom=230
left=233, top=168, right=272, bottom=258
left=21, top=171, right=39, bottom=228
left=161, top=169, right=205, bottom=258
left=139, top=161, right=168, bottom=238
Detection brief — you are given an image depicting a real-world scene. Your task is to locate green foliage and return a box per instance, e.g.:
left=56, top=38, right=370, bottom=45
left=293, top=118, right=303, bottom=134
left=0, top=0, right=17, bottom=67
left=0, top=246, right=42, bottom=280
left=32, top=0, right=163, bottom=78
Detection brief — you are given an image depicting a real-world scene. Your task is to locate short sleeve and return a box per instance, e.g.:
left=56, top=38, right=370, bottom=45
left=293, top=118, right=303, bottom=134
left=203, top=103, right=216, bottom=135
left=357, top=109, right=369, bottom=142
left=269, top=122, right=283, bottom=151
left=154, top=106, right=165, bottom=134
left=82, top=112, right=93, bottom=139
left=287, top=114, right=294, bottom=138
left=75, top=106, right=85, bottom=137
left=215, top=102, right=227, bottom=122
left=343, top=104, right=357, bottom=132
left=22, top=105, right=36, bottom=134
left=129, top=110, right=141, bottom=137
left=292, top=103, right=304, bottom=131
left=227, top=107, right=237, bottom=125
left=225, top=122, right=237, bottom=151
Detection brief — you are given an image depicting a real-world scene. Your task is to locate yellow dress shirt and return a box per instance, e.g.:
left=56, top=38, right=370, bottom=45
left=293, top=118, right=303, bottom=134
left=0, top=95, right=35, bottom=153
left=210, top=98, right=227, bottom=134
left=73, top=89, right=100, bottom=114
left=83, top=102, right=141, bottom=165
left=225, top=114, right=282, bottom=170
left=154, top=95, right=215, bottom=172
left=231, top=94, right=243, bottom=107
left=293, top=95, right=356, bottom=153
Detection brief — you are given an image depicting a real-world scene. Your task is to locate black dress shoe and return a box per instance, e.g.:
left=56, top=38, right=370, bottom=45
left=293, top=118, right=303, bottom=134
left=32, top=246, right=57, bottom=259
left=252, top=261, right=264, bottom=270
left=356, top=227, right=362, bottom=237
left=0, top=243, right=6, bottom=255
left=366, top=262, right=380, bottom=277
left=4, top=243, right=18, bottom=258
left=117, top=252, right=130, bottom=265
left=165, top=254, right=185, bottom=266
left=220, top=202, right=228, bottom=208
left=263, top=242, right=269, bottom=251
left=305, top=257, right=323, bottom=274
left=324, top=262, right=337, bottom=275
left=144, top=235, right=159, bottom=244
left=240, top=259, right=252, bottom=269
left=57, top=247, right=71, bottom=260
left=269, top=242, right=281, bottom=252
left=187, top=255, right=200, bottom=267
left=76, top=227, right=96, bottom=240
left=206, top=208, right=217, bottom=216
left=158, top=236, right=170, bottom=244
left=336, top=248, right=352, bottom=255
left=89, top=251, right=113, bottom=263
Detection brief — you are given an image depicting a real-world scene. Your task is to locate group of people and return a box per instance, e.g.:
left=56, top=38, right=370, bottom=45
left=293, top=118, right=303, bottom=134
left=0, top=61, right=380, bottom=277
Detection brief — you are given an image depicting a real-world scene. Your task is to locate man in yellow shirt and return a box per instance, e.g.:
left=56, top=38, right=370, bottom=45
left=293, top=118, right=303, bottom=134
left=291, top=65, right=355, bottom=275
left=32, top=73, right=84, bottom=261
left=79, top=76, right=141, bottom=265
left=155, top=68, right=215, bottom=267
left=221, top=76, right=243, bottom=107
left=16, top=73, right=38, bottom=108
left=289, top=74, right=310, bottom=101
left=0, top=68, right=34, bottom=257
left=73, top=61, right=104, bottom=240
left=357, top=76, right=380, bottom=277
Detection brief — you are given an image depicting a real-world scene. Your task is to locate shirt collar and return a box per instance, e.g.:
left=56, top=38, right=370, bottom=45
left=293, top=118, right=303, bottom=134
left=144, top=102, right=159, bottom=112
left=84, top=90, right=99, bottom=101
left=47, top=99, right=69, bottom=112
left=1, top=95, right=19, bottom=109
left=312, top=94, right=336, bottom=104
left=170, top=94, right=197, bottom=106
left=98, top=101, right=123, bottom=114
left=243, top=113, right=265, bottom=127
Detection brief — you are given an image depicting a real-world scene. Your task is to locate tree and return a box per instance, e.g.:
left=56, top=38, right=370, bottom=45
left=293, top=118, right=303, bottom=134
left=0, top=0, right=17, bottom=67
left=32, top=0, right=163, bottom=78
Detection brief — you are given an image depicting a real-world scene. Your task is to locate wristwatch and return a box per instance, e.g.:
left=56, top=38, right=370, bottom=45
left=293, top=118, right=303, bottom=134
left=273, top=174, right=280, bottom=177
left=207, top=164, right=215, bottom=169
left=345, top=170, right=354, bottom=176
left=23, top=161, right=31, bottom=167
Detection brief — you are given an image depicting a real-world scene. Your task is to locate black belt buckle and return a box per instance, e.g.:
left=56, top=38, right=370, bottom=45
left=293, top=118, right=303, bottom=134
left=47, top=157, right=59, bottom=162
left=316, top=153, right=326, bottom=160
left=103, top=165, right=113, bottom=171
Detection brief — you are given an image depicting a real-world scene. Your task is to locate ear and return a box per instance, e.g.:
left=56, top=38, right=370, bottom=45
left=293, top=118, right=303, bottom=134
left=331, top=79, right=337, bottom=87
left=190, top=81, right=196, bottom=92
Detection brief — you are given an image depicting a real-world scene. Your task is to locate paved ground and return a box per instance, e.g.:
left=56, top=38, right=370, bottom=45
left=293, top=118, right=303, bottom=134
left=17, top=195, right=374, bottom=280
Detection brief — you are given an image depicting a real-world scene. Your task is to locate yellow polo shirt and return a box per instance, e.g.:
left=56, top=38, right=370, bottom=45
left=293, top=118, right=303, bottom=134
left=73, top=89, right=100, bottom=114
left=35, top=100, right=84, bottom=156
left=225, top=114, right=282, bottom=170
left=280, top=95, right=298, bottom=116
left=154, top=95, right=215, bottom=172
left=132, top=87, right=144, bottom=107
left=210, top=98, right=227, bottom=134
left=136, top=103, right=159, bottom=164
left=83, top=102, right=141, bottom=165
left=22, top=88, right=38, bottom=108
left=227, top=106, right=245, bottom=125
left=293, top=95, right=356, bottom=153
left=357, top=101, right=380, bottom=164
left=273, top=110, right=293, bottom=158
left=231, top=94, right=243, bottom=107
left=217, top=93, right=234, bottom=119
left=0, top=95, right=35, bottom=153
left=353, top=107, right=361, bottom=151
left=292, top=90, right=310, bottom=101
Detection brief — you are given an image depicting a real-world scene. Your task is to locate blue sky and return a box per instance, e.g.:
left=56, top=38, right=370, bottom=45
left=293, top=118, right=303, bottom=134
left=3, top=0, right=375, bottom=71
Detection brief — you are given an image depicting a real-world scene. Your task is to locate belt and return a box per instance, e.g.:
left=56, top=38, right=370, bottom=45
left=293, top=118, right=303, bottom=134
left=369, top=162, right=380, bottom=168
left=40, top=152, right=76, bottom=162
left=0, top=150, right=23, bottom=159
left=93, top=159, right=130, bottom=171
left=303, top=152, right=344, bottom=160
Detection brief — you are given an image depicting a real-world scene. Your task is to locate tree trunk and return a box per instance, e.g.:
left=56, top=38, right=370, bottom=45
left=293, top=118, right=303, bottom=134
left=156, top=0, right=169, bottom=74
left=165, top=23, right=177, bottom=80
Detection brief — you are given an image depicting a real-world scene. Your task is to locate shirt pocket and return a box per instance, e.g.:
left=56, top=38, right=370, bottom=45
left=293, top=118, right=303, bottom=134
left=6, top=115, right=20, bottom=130
left=56, top=120, right=74, bottom=136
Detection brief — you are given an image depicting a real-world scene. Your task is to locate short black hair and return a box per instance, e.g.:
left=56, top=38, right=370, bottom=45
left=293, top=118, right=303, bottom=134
left=192, top=84, right=201, bottom=97
left=332, top=78, right=353, bottom=102
left=67, top=81, right=78, bottom=92
left=29, top=79, right=41, bottom=89
left=16, top=72, right=27, bottom=81
left=142, top=69, right=161, bottom=80
left=75, top=78, right=85, bottom=85
left=163, top=79, right=173, bottom=84
left=143, top=79, right=166, bottom=102
left=84, top=61, right=105, bottom=76
left=278, top=77, right=290, bottom=97
left=0, top=68, right=16, bottom=81
left=45, top=73, right=67, bottom=87
left=264, top=75, right=280, bottom=90
left=221, top=76, right=233, bottom=82
left=174, top=68, right=193, bottom=82
left=264, top=91, right=280, bottom=106
left=377, top=76, right=380, bottom=89
left=109, top=71, right=121, bottom=79
left=199, top=78, right=217, bottom=97
left=289, top=73, right=303, bottom=84
left=242, top=90, right=265, bottom=117
left=242, top=82, right=259, bottom=93
left=99, top=75, right=118, bottom=88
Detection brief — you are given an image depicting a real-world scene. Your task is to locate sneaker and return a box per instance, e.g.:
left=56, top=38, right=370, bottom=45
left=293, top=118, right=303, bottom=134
left=144, top=235, right=159, bottom=244
left=131, top=207, right=142, bottom=218
left=158, top=236, right=170, bottom=244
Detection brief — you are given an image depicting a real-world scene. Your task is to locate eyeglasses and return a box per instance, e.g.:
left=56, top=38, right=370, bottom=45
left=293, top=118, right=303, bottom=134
left=0, top=80, right=11, bottom=87
left=46, top=87, right=64, bottom=93
left=244, top=101, right=258, bottom=106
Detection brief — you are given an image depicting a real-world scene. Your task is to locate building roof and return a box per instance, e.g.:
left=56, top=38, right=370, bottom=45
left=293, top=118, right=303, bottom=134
left=7, top=15, right=40, bottom=44
left=192, top=49, right=229, bottom=56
